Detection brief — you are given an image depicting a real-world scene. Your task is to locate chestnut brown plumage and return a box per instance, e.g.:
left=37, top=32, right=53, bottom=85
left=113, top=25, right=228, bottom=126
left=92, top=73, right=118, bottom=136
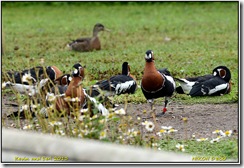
left=55, top=63, right=85, bottom=115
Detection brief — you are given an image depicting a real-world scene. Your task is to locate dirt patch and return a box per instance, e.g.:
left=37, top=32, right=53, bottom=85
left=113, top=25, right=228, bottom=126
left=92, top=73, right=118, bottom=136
left=1, top=93, right=238, bottom=140
left=124, top=102, right=238, bottom=139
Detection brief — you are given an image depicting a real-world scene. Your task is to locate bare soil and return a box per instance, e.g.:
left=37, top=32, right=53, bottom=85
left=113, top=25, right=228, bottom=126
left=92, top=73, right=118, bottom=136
left=2, top=93, right=238, bottom=140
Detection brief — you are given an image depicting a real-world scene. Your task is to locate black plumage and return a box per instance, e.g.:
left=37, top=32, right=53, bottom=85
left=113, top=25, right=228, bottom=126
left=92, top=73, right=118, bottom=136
left=90, top=62, right=137, bottom=97
left=94, top=75, right=137, bottom=95
left=175, top=74, right=213, bottom=94
left=4, top=66, right=62, bottom=84
left=5, top=66, right=44, bottom=84
left=189, top=76, right=230, bottom=96
left=175, top=66, right=231, bottom=96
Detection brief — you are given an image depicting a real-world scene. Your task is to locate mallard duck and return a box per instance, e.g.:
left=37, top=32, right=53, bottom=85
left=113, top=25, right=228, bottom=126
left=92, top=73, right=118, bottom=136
left=67, top=23, right=110, bottom=52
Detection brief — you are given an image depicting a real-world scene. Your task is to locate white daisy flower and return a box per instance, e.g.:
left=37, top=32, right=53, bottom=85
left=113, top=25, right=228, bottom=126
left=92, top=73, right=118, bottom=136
left=161, top=126, right=178, bottom=134
left=72, top=97, right=80, bottom=102
left=167, top=128, right=178, bottom=134
left=210, top=137, right=221, bottom=143
left=80, top=108, right=88, bottom=113
left=49, top=121, right=63, bottom=126
left=141, top=121, right=149, bottom=126
left=196, top=138, right=208, bottom=142
left=222, top=130, right=233, bottom=137
left=30, top=104, right=40, bottom=109
left=78, top=115, right=86, bottom=121
left=144, top=121, right=155, bottom=132
left=161, top=126, right=173, bottom=130
left=114, top=108, right=126, bottom=115
left=55, top=129, right=65, bottom=136
left=212, top=129, right=224, bottom=135
left=156, top=129, right=167, bottom=137
left=176, top=143, right=185, bottom=152
left=23, top=124, right=33, bottom=130
left=99, top=131, right=107, bottom=140
left=132, top=130, right=140, bottom=137
left=152, top=143, right=158, bottom=147
left=77, top=133, right=83, bottom=138
left=46, top=92, right=56, bottom=102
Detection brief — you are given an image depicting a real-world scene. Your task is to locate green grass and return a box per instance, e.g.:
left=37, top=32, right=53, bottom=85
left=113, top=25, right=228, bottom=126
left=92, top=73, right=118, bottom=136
left=159, top=138, right=238, bottom=160
left=1, top=2, right=239, bottom=161
left=2, top=2, right=238, bottom=104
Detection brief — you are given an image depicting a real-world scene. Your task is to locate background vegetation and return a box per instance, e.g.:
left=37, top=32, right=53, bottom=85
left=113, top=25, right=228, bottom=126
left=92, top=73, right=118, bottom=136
left=2, top=2, right=238, bottom=104
left=1, top=2, right=239, bottom=160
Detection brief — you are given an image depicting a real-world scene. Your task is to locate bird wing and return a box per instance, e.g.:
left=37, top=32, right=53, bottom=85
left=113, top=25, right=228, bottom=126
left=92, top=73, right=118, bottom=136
left=186, top=74, right=213, bottom=82
left=96, top=75, right=137, bottom=95
left=158, top=68, right=171, bottom=76
left=174, top=78, right=196, bottom=94
left=68, top=40, right=90, bottom=51
left=68, top=37, right=90, bottom=46
left=175, top=74, right=213, bottom=94
left=5, top=66, right=44, bottom=84
left=189, top=77, right=229, bottom=97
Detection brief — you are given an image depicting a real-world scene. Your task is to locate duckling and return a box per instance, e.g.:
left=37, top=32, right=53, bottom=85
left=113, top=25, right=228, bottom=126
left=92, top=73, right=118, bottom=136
left=141, top=50, right=175, bottom=116
left=67, top=23, right=110, bottom=52
left=175, top=66, right=231, bottom=96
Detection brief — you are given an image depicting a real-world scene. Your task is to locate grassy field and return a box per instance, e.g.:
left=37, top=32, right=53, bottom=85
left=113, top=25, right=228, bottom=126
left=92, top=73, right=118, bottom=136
left=1, top=2, right=239, bottom=161
left=2, top=2, right=238, bottom=104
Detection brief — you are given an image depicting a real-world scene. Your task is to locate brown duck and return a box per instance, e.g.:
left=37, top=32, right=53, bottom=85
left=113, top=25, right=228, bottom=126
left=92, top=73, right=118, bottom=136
left=55, top=63, right=85, bottom=115
left=67, top=23, right=110, bottom=52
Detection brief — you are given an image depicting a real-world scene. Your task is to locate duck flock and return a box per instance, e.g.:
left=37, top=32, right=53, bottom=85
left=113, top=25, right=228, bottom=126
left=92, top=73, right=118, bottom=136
left=2, top=23, right=232, bottom=120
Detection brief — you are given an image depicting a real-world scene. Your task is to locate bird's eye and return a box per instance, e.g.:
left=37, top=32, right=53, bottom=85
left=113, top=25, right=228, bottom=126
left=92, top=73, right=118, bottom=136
left=213, top=71, right=217, bottom=76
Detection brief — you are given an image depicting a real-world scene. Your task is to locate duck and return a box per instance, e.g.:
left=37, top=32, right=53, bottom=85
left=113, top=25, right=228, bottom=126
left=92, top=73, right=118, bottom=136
left=175, top=74, right=213, bottom=94
left=44, top=63, right=109, bottom=117
left=54, top=63, right=86, bottom=115
left=50, top=74, right=73, bottom=94
left=89, top=62, right=137, bottom=97
left=141, top=50, right=175, bottom=116
left=2, top=77, right=49, bottom=97
left=175, top=66, right=231, bottom=97
left=54, top=74, right=72, bottom=86
left=4, top=65, right=63, bottom=84
left=67, top=23, right=110, bottom=52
